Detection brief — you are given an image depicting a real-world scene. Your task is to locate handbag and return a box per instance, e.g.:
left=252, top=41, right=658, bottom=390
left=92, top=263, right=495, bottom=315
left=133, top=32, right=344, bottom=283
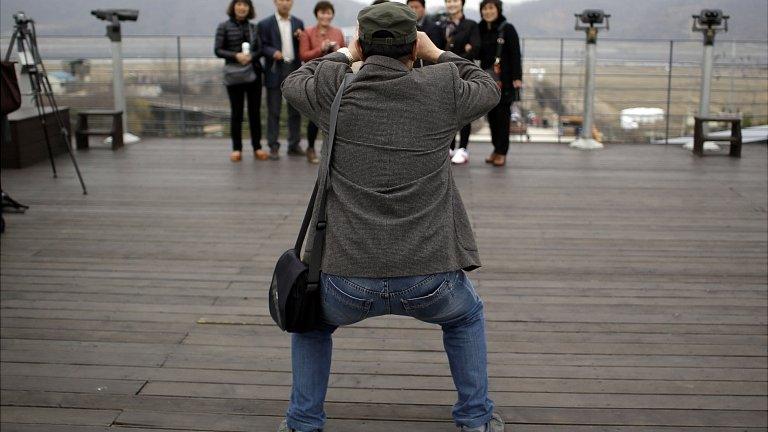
left=269, top=73, right=354, bottom=333
left=1, top=61, right=21, bottom=115
left=222, top=23, right=258, bottom=86
left=223, top=63, right=257, bottom=86
left=483, top=21, right=507, bottom=90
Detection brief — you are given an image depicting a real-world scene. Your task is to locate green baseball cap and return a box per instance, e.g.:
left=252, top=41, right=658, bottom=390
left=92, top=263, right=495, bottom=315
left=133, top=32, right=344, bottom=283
left=357, top=2, right=418, bottom=45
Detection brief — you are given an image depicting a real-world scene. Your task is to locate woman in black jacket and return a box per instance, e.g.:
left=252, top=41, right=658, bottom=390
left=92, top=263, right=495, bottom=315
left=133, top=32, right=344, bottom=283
left=215, top=0, right=265, bottom=162
left=443, top=0, right=480, bottom=164
left=479, top=0, right=522, bottom=167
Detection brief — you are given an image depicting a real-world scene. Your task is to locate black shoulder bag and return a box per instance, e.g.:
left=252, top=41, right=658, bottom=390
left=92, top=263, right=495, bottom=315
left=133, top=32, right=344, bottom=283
left=222, top=22, right=258, bottom=86
left=268, top=73, right=354, bottom=333
left=484, top=21, right=507, bottom=90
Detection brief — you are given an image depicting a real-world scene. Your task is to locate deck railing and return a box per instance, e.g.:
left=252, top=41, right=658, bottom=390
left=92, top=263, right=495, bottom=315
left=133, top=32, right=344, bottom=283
left=2, top=34, right=766, bottom=143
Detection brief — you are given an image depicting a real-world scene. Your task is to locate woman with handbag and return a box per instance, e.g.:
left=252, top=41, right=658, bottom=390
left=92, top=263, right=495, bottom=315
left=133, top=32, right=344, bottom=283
left=215, top=0, right=265, bottom=162
left=443, top=0, right=480, bottom=164
left=298, top=1, right=345, bottom=165
left=479, top=0, right=522, bottom=167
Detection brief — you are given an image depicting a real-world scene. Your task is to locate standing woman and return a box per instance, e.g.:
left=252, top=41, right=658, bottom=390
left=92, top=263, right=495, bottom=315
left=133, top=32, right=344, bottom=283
left=298, top=1, right=345, bottom=164
left=479, top=0, right=521, bottom=167
left=443, top=0, right=480, bottom=164
left=215, top=0, right=266, bottom=162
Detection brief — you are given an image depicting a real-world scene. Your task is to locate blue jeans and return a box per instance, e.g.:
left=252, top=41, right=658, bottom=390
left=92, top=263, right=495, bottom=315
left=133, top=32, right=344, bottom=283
left=286, top=270, right=494, bottom=432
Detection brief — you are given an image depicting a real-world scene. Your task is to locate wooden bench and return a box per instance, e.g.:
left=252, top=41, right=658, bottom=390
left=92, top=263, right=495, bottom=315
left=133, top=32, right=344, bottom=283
left=75, top=110, right=123, bottom=150
left=693, top=115, right=742, bottom=157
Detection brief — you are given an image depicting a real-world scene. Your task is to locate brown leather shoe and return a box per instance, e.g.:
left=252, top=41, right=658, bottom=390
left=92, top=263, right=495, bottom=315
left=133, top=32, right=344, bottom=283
left=229, top=151, right=242, bottom=162
left=306, top=147, right=319, bottom=164
left=485, top=152, right=499, bottom=164
left=254, top=149, right=269, bottom=161
left=493, top=154, right=506, bottom=167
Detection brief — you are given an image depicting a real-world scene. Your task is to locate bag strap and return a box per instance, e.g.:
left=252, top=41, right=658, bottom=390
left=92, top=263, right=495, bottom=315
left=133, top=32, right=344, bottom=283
left=292, top=73, right=353, bottom=290
left=306, top=73, right=354, bottom=290
left=494, top=21, right=507, bottom=62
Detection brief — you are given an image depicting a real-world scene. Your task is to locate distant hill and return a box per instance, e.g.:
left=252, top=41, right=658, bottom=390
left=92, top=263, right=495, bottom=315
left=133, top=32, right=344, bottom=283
left=500, top=0, right=768, bottom=40
left=0, top=0, right=366, bottom=36
left=1, top=0, right=766, bottom=40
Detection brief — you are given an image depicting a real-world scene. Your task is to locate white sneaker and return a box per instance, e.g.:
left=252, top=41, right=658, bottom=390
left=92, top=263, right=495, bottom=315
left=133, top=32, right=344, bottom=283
left=449, top=149, right=456, bottom=158
left=451, top=148, right=469, bottom=164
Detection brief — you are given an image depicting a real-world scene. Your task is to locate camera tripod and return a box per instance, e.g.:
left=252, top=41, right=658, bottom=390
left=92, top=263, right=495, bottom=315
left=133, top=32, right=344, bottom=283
left=4, top=12, right=87, bottom=194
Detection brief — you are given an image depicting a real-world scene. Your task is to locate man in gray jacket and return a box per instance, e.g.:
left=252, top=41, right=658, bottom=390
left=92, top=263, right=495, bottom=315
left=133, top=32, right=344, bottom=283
left=280, top=3, right=502, bottom=432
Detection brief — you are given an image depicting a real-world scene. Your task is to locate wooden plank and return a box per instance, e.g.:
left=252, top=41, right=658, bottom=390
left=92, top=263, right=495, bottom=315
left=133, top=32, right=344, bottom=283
left=0, top=375, right=145, bottom=395
left=4, top=361, right=766, bottom=383
left=0, top=406, right=120, bottom=426
left=0, top=425, right=107, bottom=432
left=138, top=381, right=768, bottom=410
left=4, top=390, right=766, bottom=428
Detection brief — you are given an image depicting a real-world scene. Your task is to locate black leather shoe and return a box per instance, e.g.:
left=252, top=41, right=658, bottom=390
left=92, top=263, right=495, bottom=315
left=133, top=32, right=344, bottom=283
left=287, top=146, right=306, bottom=156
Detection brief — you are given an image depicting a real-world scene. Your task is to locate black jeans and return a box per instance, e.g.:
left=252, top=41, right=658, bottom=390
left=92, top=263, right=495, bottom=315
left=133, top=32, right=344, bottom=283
left=306, top=121, right=319, bottom=149
left=226, top=78, right=262, bottom=152
left=450, top=123, right=472, bottom=150
left=266, top=63, right=301, bottom=150
left=487, top=100, right=512, bottom=155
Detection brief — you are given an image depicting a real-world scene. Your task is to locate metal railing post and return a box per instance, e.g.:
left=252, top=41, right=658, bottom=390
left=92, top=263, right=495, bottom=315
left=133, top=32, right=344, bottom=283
left=177, top=36, right=185, bottom=136
left=665, top=40, right=673, bottom=145
left=558, top=38, right=564, bottom=144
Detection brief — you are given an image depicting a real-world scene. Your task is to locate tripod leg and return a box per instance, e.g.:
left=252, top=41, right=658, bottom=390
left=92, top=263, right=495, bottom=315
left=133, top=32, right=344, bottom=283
left=4, top=32, right=18, bottom=62
left=39, top=75, right=87, bottom=195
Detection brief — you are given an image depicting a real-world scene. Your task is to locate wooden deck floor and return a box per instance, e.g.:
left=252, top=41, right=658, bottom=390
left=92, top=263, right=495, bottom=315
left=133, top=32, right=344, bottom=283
left=1, top=139, right=766, bottom=431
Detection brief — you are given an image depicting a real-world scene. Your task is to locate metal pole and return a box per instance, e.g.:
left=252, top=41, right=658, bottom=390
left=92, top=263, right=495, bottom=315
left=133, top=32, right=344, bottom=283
left=581, top=42, right=595, bottom=139
left=570, top=29, right=603, bottom=150
left=665, top=40, right=673, bottom=145
left=177, top=36, right=185, bottom=136
left=557, top=38, right=563, bottom=144
left=699, top=43, right=713, bottom=119
left=110, top=39, right=127, bottom=134
left=728, top=40, right=735, bottom=112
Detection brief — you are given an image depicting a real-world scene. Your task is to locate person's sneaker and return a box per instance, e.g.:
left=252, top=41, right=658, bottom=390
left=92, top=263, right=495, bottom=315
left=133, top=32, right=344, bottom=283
left=277, top=419, right=322, bottom=432
left=229, top=150, right=242, bottom=162
left=460, top=413, right=504, bottom=432
left=306, top=147, right=319, bottom=164
left=287, top=146, right=306, bottom=156
left=255, top=149, right=269, bottom=161
left=269, top=148, right=280, bottom=160
left=449, top=148, right=456, bottom=158
left=451, top=148, right=469, bottom=165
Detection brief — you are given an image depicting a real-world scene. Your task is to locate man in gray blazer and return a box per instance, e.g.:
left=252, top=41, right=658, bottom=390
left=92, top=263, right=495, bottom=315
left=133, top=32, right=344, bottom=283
left=279, top=3, right=503, bottom=432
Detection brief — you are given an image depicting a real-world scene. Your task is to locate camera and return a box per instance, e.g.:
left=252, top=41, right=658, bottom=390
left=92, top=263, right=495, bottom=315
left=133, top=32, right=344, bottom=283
left=13, top=12, right=32, bottom=25
left=694, top=9, right=726, bottom=27
left=91, top=9, right=139, bottom=22
left=577, top=9, right=607, bottom=25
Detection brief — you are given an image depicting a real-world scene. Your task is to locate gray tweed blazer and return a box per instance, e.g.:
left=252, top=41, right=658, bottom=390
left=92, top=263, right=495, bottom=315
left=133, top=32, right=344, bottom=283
left=282, top=51, right=500, bottom=278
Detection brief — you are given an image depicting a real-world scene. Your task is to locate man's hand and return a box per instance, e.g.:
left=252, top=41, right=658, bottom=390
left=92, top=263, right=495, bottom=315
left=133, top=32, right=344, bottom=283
left=464, top=44, right=472, bottom=53
left=416, top=31, right=444, bottom=63
left=513, top=80, right=523, bottom=89
left=235, top=53, right=252, bottom=65
left=273, top=50, right=284, bottom=61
